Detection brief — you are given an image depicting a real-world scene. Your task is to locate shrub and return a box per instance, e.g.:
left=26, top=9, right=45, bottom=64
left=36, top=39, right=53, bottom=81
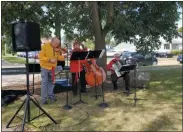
left=170, top=50, right=182, bottom=55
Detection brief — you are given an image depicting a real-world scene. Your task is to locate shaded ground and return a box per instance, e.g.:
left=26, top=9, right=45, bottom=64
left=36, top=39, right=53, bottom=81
left=1, top=68, right=182, bottom=131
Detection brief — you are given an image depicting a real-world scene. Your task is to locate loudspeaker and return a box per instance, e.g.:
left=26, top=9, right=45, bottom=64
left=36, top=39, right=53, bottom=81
left=12, top=21, right=41, bottom=51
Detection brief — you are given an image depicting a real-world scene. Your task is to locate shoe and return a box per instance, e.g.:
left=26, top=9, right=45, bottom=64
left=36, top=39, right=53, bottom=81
left=73, top=92, right=77, bottom=96
left=51, top=98, right=57, bottom=102
left=42, top=101, right=48, bottom=105
left=113, top=88, right=118, bottom=90
left=81, top=89, right=87, bottom=93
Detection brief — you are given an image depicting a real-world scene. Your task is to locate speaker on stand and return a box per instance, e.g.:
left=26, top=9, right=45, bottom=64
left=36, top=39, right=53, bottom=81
left=6, top=21, right=57, bottom=132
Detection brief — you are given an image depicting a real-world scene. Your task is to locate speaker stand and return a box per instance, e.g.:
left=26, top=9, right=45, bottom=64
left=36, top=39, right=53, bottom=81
left=6, top=50, right=57, bottom=132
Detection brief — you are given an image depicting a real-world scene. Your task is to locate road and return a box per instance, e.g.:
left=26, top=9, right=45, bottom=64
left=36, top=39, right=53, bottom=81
left=1, top=57, right=182, bottom=87
left=2, top=59, right=25, bottom=68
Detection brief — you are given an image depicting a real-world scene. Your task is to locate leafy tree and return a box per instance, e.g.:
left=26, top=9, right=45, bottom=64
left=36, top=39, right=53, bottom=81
left=62, top=1, right=180, bottom=67
left=1, top=1, right=51, bottom=37
left=2, top=1, right=181, bottom=68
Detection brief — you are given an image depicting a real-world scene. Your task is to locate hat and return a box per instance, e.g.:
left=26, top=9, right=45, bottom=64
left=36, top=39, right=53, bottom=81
left=114, top=53, right=121, bottom=58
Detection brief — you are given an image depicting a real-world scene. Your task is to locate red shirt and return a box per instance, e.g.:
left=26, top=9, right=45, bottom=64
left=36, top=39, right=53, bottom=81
left=70, top=48, right=88, bottom=73
left=106, top=58, right=118, bottom=74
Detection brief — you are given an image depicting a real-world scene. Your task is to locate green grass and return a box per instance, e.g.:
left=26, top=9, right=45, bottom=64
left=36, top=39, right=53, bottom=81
left=2, top=55, right=26, bottom=64
left=2, top=67, right=182, bottom=131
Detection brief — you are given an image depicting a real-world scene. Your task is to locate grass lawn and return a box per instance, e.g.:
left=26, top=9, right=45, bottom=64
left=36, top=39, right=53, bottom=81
left=2, top=68, right=182, bottom=131
left=2, top=55, right=26, bottom=64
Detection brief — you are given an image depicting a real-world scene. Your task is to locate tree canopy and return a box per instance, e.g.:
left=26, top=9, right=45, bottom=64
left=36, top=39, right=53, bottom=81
left=1, top=1, right=181, bottom=66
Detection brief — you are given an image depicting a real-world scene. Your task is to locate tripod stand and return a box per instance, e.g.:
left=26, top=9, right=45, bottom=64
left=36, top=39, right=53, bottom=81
left=6, top=50, right=57, bottom=132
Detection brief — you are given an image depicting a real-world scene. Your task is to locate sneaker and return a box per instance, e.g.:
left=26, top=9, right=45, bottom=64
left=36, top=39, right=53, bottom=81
left=42, top=101, right=48, bottom=105
left=81, top=89, right=90, bottom=93
left=73, top=92, right=77, bottom=96
left=51, top=98, right=57, bottom=102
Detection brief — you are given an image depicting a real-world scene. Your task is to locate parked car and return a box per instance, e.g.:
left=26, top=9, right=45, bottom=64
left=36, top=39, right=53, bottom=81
left=106, top=48, right=121, bottom=57
left=28, top=51, right=40, bottom=59
left=17, top=52, right=26, bottom=57
left=177, top=54, right=182, bottom=63
left=120, top=51, right=158, bottom=66
left=155, top=52, right=173, bottom=58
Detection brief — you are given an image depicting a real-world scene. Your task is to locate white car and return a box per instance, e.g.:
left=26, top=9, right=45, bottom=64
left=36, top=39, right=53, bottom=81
left=106, top=49, right=121, bottom=57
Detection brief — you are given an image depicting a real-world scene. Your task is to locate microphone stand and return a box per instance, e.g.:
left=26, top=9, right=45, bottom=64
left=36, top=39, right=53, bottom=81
left=63, top=43, right=72, bottom=110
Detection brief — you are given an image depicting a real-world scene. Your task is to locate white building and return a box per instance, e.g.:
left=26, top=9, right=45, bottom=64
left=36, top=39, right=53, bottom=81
left=114, top=35, right=182, bottom=52
left=156, top=36, right=182, bottom=52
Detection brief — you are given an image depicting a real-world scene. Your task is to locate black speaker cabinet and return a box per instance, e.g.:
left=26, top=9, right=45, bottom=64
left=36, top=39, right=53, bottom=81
left=25, top=64, right=41, bottom=73
left=12, top=21, right=41, bottom=51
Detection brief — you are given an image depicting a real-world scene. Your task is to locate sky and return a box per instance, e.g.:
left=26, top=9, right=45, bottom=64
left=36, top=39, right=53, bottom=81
left=176, top=7, right=182, bottom=28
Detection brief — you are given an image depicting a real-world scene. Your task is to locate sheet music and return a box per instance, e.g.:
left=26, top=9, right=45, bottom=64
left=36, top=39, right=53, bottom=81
left=99, top=49, right=105, bottom=58
left=85, top=51, right=90, bottom=59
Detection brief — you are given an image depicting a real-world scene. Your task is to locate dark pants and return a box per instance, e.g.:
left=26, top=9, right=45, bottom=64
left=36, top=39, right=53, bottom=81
left=72, top=70, right=86, bottom=95
left=111, top=72, right=130, bottom=91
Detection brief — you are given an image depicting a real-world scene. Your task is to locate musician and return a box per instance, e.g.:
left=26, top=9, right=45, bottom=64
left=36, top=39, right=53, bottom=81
left=70, top=41, right=88, bottom=96
left=106, top=53, right=130, bottom=94
left=39, top=37, right=65, bottom=104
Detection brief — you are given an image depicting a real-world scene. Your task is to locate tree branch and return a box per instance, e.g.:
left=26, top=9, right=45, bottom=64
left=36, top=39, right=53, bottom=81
left=103, top=2, right=114, bottom=36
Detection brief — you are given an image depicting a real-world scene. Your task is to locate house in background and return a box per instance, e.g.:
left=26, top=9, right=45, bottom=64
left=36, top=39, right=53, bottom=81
left=113, top=35, right=182, bottom=53
left=156, top=36, right=182, bottom=52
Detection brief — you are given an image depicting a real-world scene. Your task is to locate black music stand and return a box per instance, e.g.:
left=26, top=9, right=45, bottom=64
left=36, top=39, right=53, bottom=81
left=6, top=50, right=57, bottom=132
left=86, top=50, right=103, bottom=100
left=63, top=44, right=72, bottom=110
left=132, top=65, right=147, bottom=106
left=122, top=61, right=145, bottom=106
left=86, top=50, right=108, bottom=108
left=70, top=51, right=88, bottom=105
left=118, top=64, right=136, bottom=96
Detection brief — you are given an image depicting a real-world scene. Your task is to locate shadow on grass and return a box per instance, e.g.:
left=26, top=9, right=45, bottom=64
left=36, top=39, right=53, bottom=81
left=2, top=67, right=182, bottom=131
left=142, top=114, right=174, bottom=131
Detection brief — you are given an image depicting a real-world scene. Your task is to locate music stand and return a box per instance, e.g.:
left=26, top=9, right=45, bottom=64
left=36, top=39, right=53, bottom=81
left=132, top=65, right=146, bottom=106
left=118, top=64, right=136, bottom=96
left=122, top=61, right=145, bottom=106
left=70, top=51, right=88, bottom=105
left=63, top=44, right=72, bottom=110
left=86, top=50, right=108, bottom=108
left=86, top=50, right=103, bottom=100
left=6, top=50, right=57, bottom=132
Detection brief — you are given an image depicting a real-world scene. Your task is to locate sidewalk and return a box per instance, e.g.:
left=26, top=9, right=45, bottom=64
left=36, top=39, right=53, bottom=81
left=2, top=74, right=41, bottom=88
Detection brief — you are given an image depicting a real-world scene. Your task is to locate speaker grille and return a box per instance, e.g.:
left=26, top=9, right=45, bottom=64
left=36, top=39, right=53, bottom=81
left=12, top=21, right=41, bottom=51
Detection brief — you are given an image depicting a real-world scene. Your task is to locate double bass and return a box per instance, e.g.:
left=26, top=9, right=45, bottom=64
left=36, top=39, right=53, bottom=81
left=84, top=59, right=106, bottom=87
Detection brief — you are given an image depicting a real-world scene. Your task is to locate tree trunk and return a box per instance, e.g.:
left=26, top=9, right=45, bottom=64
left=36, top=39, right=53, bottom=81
left=55, top=18, right=61, bottom=39
left=55, top=3, right=61, bottom=39
left=91, top=2, right=107, bottom=70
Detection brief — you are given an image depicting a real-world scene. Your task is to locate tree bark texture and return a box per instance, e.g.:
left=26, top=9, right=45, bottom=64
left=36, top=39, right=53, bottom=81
left=91, top=1, right=107, bottom=70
